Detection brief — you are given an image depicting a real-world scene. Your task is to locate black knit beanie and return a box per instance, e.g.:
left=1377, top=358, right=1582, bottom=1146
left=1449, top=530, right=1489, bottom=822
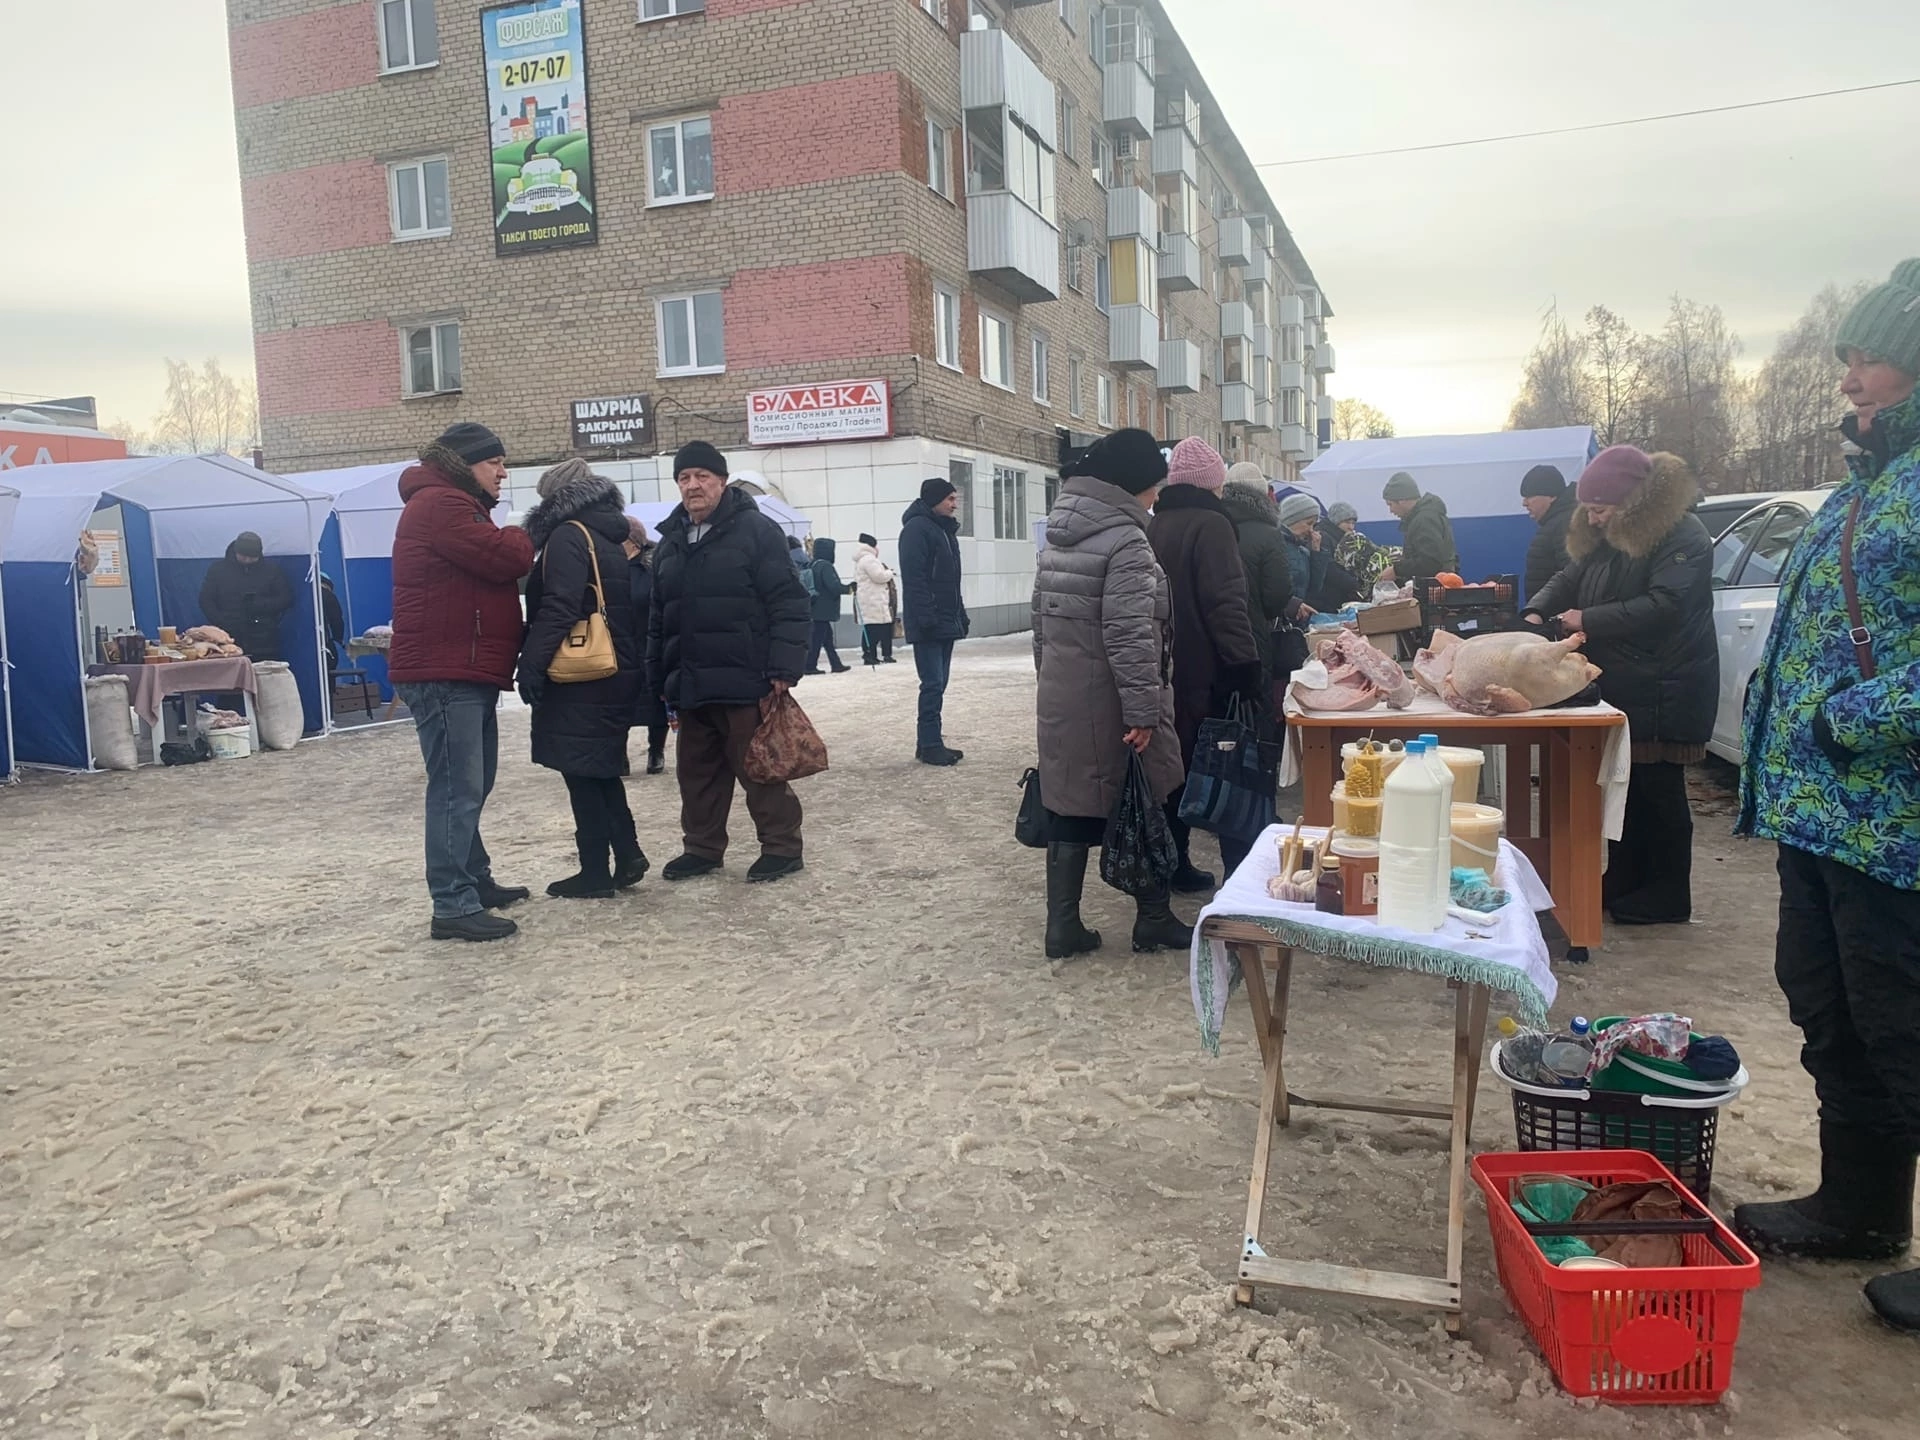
left=921, top=477, right=957, bottom=506
left=435, top=422, right=506, bottom=465
left=1519, top=464, right=1567, bottom=499
left=858, top=532, right=878, bottom=547
left=1079, top=428, right=1168, bottom=496
left=673, top=440, right=729, bottom=479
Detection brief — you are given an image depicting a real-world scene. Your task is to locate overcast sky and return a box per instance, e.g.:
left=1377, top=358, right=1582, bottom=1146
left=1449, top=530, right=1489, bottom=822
left=4, top=0, right=1917, bottom=439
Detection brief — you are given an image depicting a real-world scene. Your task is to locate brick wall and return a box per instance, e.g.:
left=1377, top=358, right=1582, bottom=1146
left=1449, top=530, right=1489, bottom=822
left=241, top=160, right=391, bottom=261
left=714, top=72, right=905, bottom=195
left=256, top=320, right=399, bottom=418
left=727, top=255, right=914, bottom=368
left=229, top=2, right=378, bottom=110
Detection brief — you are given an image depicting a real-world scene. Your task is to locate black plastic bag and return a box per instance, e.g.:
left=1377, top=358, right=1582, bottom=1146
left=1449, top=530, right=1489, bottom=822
left=1100, top=750, right=1179, bottom=897
left=1177, top=696, right=1278, bottom=839
left=160, top=735, right=212, bottom=766
left=1014, top=767, right=1048, bottom=849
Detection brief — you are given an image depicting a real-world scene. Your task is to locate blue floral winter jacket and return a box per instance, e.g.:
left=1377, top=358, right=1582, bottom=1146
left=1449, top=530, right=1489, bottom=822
left=1738, top=392, right=1920, bottom=889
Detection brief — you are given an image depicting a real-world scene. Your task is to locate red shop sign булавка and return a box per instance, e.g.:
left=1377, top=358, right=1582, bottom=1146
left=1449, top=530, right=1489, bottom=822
left=746, top=380, right=892, bottom=447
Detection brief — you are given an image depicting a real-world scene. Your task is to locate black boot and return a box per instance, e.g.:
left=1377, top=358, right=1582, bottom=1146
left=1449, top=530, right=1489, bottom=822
left=1131, top=887, right=1194, bottom=953
left=1733, top=1124, right=1916, bottom=1260
left=611, top=815, right=649, bottom=890
left=1865, top=1268, right=1920, bottom=1332
left=646, top=749, right=666, bottom=776
left=547, top=832, right=616, bottom=900
left=1044, top=843, right=1102, bottom=959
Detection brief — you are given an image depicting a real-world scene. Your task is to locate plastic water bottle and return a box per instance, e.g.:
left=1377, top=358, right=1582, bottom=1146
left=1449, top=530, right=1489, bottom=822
left=1539, top=1017, right=1595, bottom=1087
left=1378, top=739, right=1449, bottom=931
left=1417, top=733, right=1456, bottom=906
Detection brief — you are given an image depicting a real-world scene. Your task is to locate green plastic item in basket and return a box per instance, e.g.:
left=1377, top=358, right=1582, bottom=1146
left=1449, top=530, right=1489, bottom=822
left=1589, top=1015, right=1711, bottom=1098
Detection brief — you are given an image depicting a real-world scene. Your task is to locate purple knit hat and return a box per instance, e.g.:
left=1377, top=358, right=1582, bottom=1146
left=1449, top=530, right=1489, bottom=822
left=1576, top=445, right=1654, bottom=507
left=1165, top=436, right=1228, bottom=492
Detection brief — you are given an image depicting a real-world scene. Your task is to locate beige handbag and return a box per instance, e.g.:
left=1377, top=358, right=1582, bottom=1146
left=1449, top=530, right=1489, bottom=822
left=545, top=520, right=619, bottom=684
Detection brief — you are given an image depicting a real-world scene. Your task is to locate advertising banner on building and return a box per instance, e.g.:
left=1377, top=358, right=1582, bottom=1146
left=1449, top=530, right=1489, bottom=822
left=482, top=0, right=596, bottom=255
left=570, top=394, right=654, bottom=452
left=746, top=380, right=894, bottom=447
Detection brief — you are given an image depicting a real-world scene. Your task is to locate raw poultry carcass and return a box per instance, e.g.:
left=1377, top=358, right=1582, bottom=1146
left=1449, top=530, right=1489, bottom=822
left=1289, top=629, right=1414, bottom=712
left=1414, top=630, right=1600, bottom=715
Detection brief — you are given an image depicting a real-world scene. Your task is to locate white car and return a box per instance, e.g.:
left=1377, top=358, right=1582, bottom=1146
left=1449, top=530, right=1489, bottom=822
left=1706, top=489, right=1834, bottom=763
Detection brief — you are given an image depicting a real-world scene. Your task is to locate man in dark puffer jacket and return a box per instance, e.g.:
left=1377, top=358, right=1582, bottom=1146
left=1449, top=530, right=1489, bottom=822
left=647, top=442, right=812, bottom=884
left=1520, top=464, right=1578, bottom=604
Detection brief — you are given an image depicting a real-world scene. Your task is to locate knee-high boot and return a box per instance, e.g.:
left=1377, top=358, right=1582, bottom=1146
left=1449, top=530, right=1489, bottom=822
left=1045, top=843, right=1102, bottom=959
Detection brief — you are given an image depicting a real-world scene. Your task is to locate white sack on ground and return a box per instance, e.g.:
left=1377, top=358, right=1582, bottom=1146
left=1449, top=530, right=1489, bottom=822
left=253, top=662, right=303, bottom=751
left=85, top=676, right=137, bottom=771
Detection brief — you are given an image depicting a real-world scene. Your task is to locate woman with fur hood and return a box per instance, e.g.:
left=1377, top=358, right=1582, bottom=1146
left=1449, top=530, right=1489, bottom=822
left=516, top=459, right=647, bottom=900
left=1526, top=446, right=1717, bottom=924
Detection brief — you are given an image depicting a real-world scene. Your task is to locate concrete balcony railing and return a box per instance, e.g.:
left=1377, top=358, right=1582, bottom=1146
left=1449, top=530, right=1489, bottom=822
left=1109, top=304, right=1158, bottom=371
left=1221, top=381, right=1255, bottom=425
left=967, top=191, right=1061, bottom=303
left=1106, top=184, right=1156, bottom=242
left=1158, top=231, right=1203, bottom=292
left=1218, top=215, right=1253, bottom=267
left=1158, top=338, right=1201, bottom=393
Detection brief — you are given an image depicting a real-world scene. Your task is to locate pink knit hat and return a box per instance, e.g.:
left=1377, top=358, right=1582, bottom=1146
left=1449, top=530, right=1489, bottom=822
left=1576, top=445, right=1653, bottom=507
left=1165, top=436, right=1228, bottom=492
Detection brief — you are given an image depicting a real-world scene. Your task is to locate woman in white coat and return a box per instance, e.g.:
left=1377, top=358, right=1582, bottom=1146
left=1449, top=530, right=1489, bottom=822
left=853, top=533, right=898, bottom=666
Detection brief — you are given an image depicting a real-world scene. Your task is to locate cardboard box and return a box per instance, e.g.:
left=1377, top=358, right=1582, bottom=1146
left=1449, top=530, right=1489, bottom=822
left=1355, top=597, right=1422, bottom=635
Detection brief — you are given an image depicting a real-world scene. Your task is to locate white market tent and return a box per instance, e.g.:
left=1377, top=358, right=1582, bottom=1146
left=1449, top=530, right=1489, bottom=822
left=0, top=455, right=333, bottom=770
left=1302, top=427, right=1596, bottom=584
left=0, top=483, right=17, bottom=779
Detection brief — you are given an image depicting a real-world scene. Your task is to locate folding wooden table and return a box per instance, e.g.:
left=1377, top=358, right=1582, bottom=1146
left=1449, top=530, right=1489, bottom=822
left=1207, top=919, right=1493, bottom=1331
left=1287, top=697, right=1625, bottom=962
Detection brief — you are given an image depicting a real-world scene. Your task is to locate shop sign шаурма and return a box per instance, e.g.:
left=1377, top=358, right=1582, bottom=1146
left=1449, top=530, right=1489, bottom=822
left=570, top=394, right=653, bottom=452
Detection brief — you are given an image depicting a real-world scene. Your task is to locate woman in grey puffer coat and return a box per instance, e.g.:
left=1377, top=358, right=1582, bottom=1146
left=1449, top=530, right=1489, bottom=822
left=1033, top=429, right=1192, bottom=958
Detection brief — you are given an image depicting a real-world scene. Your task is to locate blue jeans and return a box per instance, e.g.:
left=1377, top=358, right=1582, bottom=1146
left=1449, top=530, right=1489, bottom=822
left=913, top=639, right=954, bottom=751
left=396, top=681, right=500, bottom=919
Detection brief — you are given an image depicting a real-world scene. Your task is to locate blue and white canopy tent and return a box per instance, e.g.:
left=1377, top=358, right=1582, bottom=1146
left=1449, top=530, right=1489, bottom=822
left=0, top=455, right=332, bottom=770
left=0, top=483, right=18, bottom=781
left=1302, top=427, right=1598, bottom=583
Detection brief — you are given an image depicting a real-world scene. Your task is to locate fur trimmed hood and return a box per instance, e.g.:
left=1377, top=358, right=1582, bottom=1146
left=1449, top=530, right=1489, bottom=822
left=523, top=471, right=626, bottom=550
left=1566, top=452, right=1697, bottom=561
left=1219, top=479, right=1280, bottom=529
left=412, top=442, right=500, bottom=509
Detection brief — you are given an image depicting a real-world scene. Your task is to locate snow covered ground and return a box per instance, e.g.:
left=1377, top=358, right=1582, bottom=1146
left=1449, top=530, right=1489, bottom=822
left=0, top=636, right=1909, bottom=1438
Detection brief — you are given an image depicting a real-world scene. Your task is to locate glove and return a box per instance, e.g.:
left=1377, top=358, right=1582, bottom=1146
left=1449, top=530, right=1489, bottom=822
left=1225, top=661, right=1265, bottom=712
left=1811, top=704, right=1854, bottom=767
left=519, top=678, right=546, bottom=710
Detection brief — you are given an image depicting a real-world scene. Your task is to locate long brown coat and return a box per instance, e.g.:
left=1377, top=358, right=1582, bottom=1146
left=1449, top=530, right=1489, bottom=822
left=1147, top=483, right=1261, bottom=757
left=1033, top=478, right=1185, bottom=819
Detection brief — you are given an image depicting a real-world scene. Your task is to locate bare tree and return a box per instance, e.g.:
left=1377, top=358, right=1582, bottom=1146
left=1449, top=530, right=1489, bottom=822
left=101, top=419, right=154, bottom=455
left=1333, top=397, right=1396, bottom=441
left=1508, top=305, right=1595, bottom=432
left=1647, top=297, right=1742, bottom=489
left=152, top=358, right=259, bottom=456
left=1583, top=305, right=1655, bottom=448
left=1744, top=284, right=1866, bottom=492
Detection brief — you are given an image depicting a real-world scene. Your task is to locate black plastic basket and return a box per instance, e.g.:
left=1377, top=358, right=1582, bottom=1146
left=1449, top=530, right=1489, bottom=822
left=1493, top=1042, right=1733, bottom=1200
left=1418, top=573, right=1520, bottom=638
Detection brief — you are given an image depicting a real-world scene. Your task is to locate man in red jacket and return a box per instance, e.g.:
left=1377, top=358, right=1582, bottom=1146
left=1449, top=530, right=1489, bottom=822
left=389, top=422, right=536, bottom=941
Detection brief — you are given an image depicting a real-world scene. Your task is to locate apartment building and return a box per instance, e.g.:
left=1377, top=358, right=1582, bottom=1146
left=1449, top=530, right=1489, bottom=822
left=228, top=0, right=1336, bottom=633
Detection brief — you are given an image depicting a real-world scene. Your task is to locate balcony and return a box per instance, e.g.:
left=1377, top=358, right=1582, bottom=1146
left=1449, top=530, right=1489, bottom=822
left=1251, top=399, right=1274, bottom=432
left=1219, top=300, right=1254, bottom=342
left=1313, top=342, right=1337, bottom=375
left=1301, top=286, right=1323, bottom=320
left=1277, top=359, right=1306, bottom=396
left=1109, top=304, right=1158, bottom=371
left=1159, top=231, right=1203, bottom=292
left=1221, top=381, right=1255, bottom=425
left=967, top=192, right=1060, bottom=303
left=1252, top=322, right=1271, bottom=362
left=1245, top=249, right=1272, bottom=297
left=1158, top=338, right=1201, bottom=393
left=1251, top=358, right=1271, bottom=401
left=1218, top=216, right=1253, bottom=267
left=1278, top=293, right=1306, bottom=329
left=960, top=30, right=1057, bottom=140
left=1103, top=61, right=1154, bottom=138
left=1106, top=183, right=1156, bottom=242
left=1152, top=126, right=1197, bottom=180
left=1280, top=422, right=1312, bottom=460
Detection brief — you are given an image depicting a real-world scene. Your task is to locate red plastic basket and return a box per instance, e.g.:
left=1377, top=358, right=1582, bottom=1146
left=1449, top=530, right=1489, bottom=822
left=1472, top=1150, right=1760, bottom=1405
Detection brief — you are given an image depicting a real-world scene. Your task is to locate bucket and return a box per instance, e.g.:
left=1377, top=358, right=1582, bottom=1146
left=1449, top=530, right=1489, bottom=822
left=207, top=727, right=252, bottom=760
left=1434, top=745, right=1485, bottom=801
left=1450, top=802, right=1504, bottom=869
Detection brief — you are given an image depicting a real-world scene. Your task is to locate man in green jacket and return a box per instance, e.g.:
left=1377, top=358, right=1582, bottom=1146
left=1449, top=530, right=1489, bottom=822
left=1381, top=472, right=1458, bottom=581
left=1732, top=259, right=1920, bottom=1334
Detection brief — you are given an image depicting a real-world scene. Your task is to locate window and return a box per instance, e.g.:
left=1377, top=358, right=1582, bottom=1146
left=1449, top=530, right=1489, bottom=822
left=934, top=285, right=962, bottom=370
left=1094, top=248, right=1110, bottom=313
left=965, top=109, right=1004, bottom=193
left=949, top=459, right=976, bottom=537
left=1740, top=507, right=1812, bottom=587
left=647, top=116, right=714, bottom=204
left=1221, top=336, right=1247, bottom=384
left=1107, top=237, right=1157, bottom=313
left=1090, top=130, right=1110, bottom=185
left=1282, top=389, right=1303, bottom=426
left=1068, top=354, right=1083, bottom=416
left=1044, top=473, right=1062, bottom=512
left=1059, top=96, right=1077, bottom=166
left=993, top=465, right=1027, bottom=540
left=968, top=0, right=1000, bottom=28
left=1711, top=509, right=1768, bottom=587
left=1096, top=372, right=1114, bottom=427
left=926, top=118, right=953, bottom=199
left=641, top=0, right=705, bottom=17
left=1157, top=174, right=1197, bottom=237
left=1031, top=333, right=1050, bottom=404
left=919, top=0, right=948, bottom=22
left=388, top=156, right=451, bottom=239
left=1100, top=5, right=1153, bottom=68
left=980, top=309, right=1013, bottom=390
left=378, top=0, right=438, bottom=72
left=656, top=291, right=725, bottom=374
left=402, top=321, right=461, bottom=396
